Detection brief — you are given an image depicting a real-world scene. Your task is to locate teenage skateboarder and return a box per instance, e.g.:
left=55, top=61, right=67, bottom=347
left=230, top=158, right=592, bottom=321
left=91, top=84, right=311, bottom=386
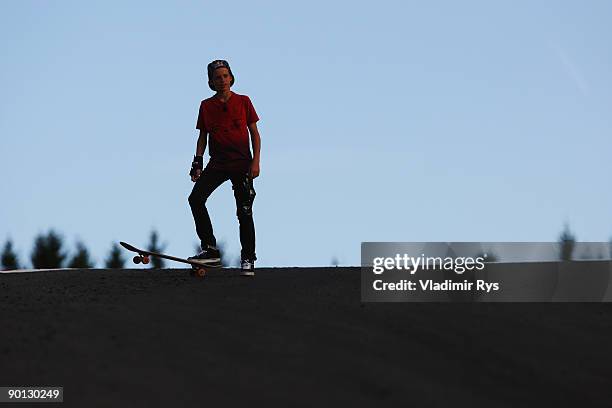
left=188, top=60, right=261, bottom=276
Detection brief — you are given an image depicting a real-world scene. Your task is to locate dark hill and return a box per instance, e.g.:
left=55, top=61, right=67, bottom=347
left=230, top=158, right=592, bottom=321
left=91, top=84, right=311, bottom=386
left=1, top=268, right=611, bottom=407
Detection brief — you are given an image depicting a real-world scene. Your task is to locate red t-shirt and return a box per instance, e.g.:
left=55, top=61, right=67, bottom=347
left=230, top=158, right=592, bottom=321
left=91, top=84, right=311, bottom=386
left=196, top=92, right=259, bottom=172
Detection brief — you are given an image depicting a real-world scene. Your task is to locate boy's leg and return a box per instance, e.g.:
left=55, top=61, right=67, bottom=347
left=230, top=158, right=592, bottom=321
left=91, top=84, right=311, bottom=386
left=230, top=173, right=257, bottom=261
left=188, top=168, right=228, bottom=249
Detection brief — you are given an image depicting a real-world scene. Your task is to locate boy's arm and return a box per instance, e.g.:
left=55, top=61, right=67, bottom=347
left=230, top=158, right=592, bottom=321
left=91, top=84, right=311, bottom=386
left=190, top=130, right=207, bottom=182
left=248, top=122, right=261, bottom=178
left=196, top=129, right=207, bottom=157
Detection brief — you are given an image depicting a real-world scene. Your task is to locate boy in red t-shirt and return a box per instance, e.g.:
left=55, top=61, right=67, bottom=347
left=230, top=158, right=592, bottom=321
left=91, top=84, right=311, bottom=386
left=188, top=60, right=261, bottom=276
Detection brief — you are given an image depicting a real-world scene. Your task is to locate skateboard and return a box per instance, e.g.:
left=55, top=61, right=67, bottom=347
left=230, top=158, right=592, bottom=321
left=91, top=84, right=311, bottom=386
left=119, top=241, right=219, bottom=278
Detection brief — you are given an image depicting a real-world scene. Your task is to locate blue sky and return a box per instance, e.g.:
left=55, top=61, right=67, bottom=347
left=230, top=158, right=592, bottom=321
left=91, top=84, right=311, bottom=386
left=1, top=1, right=611, bottom=267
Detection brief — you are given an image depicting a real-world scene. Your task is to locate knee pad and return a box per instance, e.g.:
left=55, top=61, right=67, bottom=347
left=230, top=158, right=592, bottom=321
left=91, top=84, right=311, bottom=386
left=235, top=177, right=256, bottom=217
left=238, top=202, right=252, bottom=217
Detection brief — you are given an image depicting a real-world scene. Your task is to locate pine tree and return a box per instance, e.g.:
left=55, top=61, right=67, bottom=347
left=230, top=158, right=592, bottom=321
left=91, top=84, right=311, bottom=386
left=67, top=241, right=94, bottom=268
left=476, top=251, right=499, bottom=263
left=216, top=240, right=229, bottom=267
left=1, top=239, right=20, bottom=270
left=330, top=256, right=340, bottom=267
left=146, top=230, right=165, bottom=268
left=31, top=230, right=66, bottom=269
left=559, top=223, right=575, bottom=261
left=105, top=243, right=125, bottom=268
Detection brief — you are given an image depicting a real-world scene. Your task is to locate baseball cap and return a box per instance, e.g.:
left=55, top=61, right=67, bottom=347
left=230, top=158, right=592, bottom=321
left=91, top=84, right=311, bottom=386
left=207, top=59, right=235, bottom=91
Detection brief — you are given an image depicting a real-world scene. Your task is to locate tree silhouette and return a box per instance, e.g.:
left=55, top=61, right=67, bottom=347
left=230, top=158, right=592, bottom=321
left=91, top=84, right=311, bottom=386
left=105, top=243, right=125, bottom=268
left=31, top=230, right=66, bottom=269
left=1, top=239, right=20, bottom=270
left=216, top=240, right=229, bottom=267
left=476, top=251, right=498, bottom=263
left=67, top=241, right=94, bottom=268
left=146, top=230, right=165, bottom=268
left=559, top=223, right=575, bottom=261
left=330, top=256, right=340, bottom=267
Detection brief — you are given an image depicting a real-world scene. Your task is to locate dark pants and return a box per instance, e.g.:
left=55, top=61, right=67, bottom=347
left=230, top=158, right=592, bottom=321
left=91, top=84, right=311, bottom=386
left=188, top=167, right=256, bottom=261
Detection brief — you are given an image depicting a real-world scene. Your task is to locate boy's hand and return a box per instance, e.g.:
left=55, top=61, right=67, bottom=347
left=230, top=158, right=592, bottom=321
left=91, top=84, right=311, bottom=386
left=191, top=169, right=202, bottom=182
left=190, top=155, right=203, bottom=182
left=249, top=160, right=260, bottom=179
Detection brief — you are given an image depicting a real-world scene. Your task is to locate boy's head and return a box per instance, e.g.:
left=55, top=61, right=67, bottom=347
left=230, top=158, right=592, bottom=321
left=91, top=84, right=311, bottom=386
left=207, top=59, right=235, bottom=92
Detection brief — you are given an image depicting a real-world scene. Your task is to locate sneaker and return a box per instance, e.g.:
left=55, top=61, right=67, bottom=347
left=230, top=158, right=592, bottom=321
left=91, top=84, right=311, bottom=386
left=240, top=259, right=255, bottom=276
left=188, top=246, right=221, bottom=267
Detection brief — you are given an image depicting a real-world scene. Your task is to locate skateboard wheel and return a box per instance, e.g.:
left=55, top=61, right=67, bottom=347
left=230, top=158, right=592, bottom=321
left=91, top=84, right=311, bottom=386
left=142, top=256, right=150, bottom=265
left=133, top=256, right=142, bottom=264
left=194, top=268, right=206, bottom=278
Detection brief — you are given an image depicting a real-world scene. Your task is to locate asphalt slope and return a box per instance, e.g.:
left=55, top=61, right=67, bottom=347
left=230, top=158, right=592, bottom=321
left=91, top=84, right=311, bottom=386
left=1, top=268, right=611, bottom=407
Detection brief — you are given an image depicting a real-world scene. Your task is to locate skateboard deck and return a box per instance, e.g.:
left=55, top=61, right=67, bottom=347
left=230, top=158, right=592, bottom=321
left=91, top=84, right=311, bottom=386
left=119, top=241, right=219, bottom=277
